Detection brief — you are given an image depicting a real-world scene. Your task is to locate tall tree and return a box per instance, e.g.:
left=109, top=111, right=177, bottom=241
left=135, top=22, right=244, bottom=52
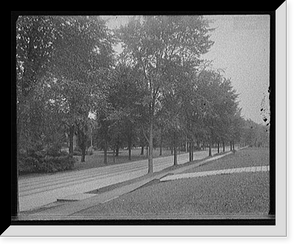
left=117, top=16, right=214, bottom=173
left=16, top=16, right=59, bottom=154
left=106, top=63, right=145, bottom=160
left=195, top=70, right=240, bottom=155
left=49, top=16, right=114, bottom=157
left=16, top=16, right=59, bottom=213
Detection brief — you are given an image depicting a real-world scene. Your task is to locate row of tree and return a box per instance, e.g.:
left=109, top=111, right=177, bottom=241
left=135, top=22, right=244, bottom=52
left=16, top=15, right=268, bottom=175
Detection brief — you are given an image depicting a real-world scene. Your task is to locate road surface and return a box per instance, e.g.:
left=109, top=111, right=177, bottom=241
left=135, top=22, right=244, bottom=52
left=19, top=148, right=225, bottom=212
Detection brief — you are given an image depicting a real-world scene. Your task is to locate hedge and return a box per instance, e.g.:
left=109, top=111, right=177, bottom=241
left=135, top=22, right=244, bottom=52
left=18, top=152, right=76, bottom=174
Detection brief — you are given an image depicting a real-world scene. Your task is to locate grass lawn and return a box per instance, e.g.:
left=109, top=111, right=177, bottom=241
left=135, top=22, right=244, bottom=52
left=76, top=147, right=271, bottom=219
left=183, top=147, right=269, bottom=174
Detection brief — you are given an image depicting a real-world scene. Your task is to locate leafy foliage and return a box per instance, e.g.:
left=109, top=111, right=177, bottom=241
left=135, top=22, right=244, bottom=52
left=16, top=15, right=251, bottom=174
left=18, top=151, right=76, bottom=174
left=116, top=16, right=215, bottom=171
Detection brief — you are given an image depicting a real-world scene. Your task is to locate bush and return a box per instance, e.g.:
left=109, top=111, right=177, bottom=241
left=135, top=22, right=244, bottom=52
left=45, top=143, right=63, bottom=156
left=37, top=155, right=76, bottom=173
left=18, top=152, right=76, bottom=175
left=18, top=155, right=40, bottom=173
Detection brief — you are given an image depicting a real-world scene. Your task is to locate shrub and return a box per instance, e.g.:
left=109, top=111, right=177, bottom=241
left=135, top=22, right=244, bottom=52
left=46, top=143, right=63, bottom=156
left=18, top=152, right=76, bottom=175
left=18, top=155, right=40, bottom=174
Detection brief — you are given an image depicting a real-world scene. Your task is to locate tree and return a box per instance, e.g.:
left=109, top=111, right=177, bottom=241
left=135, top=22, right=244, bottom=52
left=117, top=16, right=214, bottom=173
left=242, top=119, right=269, bottom=147
left=106, top=63, right=145, bottom=160
left=193, top=69, right=240, bottom=155
left=21, top=75, right=70, bottom=155
left=158, top=55, right=200, bottom=164
left=96, top=109, right=111, bottom=164
left=49, top=16, right=114, bottom=157
left=159, top=89, right=182, bottom=165
left=16, top=16, right=60, bottom=213
left=16, top=16, right=59, bottom=154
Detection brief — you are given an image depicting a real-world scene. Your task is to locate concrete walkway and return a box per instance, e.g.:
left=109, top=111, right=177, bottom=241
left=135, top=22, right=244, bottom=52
left=160, top=165, right=270, bottom=182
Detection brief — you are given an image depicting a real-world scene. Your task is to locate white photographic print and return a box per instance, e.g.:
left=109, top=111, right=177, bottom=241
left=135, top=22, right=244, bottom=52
left=6, top=5, right=286, bottom=237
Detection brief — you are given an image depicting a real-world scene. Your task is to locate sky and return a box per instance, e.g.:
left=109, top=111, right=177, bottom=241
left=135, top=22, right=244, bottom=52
left=202, top=15, right=270, bottom=125
left=102, top=15, right=270, bottom=124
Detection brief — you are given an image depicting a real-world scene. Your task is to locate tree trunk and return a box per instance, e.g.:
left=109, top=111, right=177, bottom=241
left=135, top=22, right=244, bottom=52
left=69, top=125, right=74, bottom=157
left=104, top=139, right=108, bottom=164
left=192, top=142, right=194, bottom=161
left=189, top=140, right=194, bottom=162
left=159, top=134, right=163, bottom=156
left=113, top=147, right=116, bottom=163
left=77, top=128, right=87, bottom=162
left=115, top=143, right=119, bottom=157
left=128, top=136, right=132, bottom=161
left=223, top=141, right=225, bottom=152
left=173, top=132, right=177, bottom=166
left=217, top=142, right=220, bottom=154
left=185, top=139, right=188, bottom=153
left=148, top=120, right=154, bottom=174
left=90, top=130, right=93, bottom=148
left=174, top=146, right=177, bottom=165
left=141, top=145, right=144, bottom=155
left=80, top=144, right=85, bottom=162
left=188, top=142, right=191, bottom=161
left=80, top=134, right=86, bottom=162
left=209, top=127, right=213, bottom=157
left=81, top=147, right=86, bottom=162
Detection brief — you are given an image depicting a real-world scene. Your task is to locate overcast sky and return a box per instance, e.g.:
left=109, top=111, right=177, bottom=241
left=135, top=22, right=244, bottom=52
left=202, top=15, right=270, bottom=125
left=103, top=15, right=270, bottom=124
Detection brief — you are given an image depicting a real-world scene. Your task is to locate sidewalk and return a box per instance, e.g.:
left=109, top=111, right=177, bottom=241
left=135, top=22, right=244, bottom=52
left=160, top=165, right=269, bottom=182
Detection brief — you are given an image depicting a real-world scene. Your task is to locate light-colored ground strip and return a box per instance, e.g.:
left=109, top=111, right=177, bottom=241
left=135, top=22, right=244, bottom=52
left=160, top=166, right=270, bottom=182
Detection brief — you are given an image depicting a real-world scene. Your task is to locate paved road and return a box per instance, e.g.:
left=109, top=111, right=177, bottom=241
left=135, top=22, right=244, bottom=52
left=19, top=148, right=228, bottom=212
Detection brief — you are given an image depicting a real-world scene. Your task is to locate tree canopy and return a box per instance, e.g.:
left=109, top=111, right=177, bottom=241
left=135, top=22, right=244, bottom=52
left=16, top=15, right=256, bottom=173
